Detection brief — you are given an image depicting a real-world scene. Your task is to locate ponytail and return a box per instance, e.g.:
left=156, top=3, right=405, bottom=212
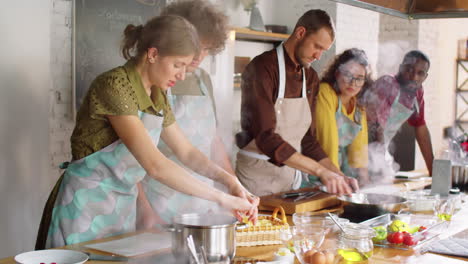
left=121, top=24, right=144, bottom=60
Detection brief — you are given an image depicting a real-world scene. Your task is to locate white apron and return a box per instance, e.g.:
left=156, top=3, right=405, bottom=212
left=235, top=44, right=312, bottom=196
left=383, top=91, right=419, bottom=146
left=371, top=90, right=419, bottom=180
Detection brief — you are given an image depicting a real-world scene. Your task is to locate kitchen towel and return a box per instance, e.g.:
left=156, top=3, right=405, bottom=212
left=425, top=237, right=468, bottom=258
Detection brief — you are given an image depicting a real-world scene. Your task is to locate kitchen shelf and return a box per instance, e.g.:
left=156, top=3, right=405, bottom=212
left=455, top=59, right=468, bottom=132
left=233, top=27, right=289, bottom=43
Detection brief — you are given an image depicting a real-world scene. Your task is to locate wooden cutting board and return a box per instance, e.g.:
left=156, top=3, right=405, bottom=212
left=258, top=187, right=341, bottom=214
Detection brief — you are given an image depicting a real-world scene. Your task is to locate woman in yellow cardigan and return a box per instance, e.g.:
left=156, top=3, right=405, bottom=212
left=313, top=48, right=373, bottom=186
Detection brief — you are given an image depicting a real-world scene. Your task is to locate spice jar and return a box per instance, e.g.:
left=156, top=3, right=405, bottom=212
left=338, top=223, right=375, bottom=262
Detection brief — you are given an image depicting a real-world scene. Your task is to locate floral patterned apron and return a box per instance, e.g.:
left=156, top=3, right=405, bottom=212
left=336, top=98, right=363, bottom=178
left=46, top=111, right=163, bottom=248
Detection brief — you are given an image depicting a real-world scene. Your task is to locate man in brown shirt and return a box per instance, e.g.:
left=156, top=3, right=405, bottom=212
left=235, top=10, right=358, bottom=196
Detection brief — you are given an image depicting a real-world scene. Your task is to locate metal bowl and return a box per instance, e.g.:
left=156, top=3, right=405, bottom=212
left=338, top=193, right=407, bottom=222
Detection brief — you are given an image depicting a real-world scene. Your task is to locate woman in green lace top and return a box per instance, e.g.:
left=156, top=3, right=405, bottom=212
left=41, top=15, right=257, bottom=248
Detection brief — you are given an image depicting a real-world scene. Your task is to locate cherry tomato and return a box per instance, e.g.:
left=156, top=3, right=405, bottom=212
left=403, top=234, right=418, bottom=246
left=386, top=233, right=394, bottom=243
left=462, top=142, right=468, bottom=152
left=388, top=232, right=404, bottom=244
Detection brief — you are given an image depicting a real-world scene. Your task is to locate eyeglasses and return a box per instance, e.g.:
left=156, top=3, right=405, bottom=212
left=341, top=71, right=366, bottom=87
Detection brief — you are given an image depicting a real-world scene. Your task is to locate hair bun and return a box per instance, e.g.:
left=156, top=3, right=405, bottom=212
left=124, top=24, right=143, bottom=39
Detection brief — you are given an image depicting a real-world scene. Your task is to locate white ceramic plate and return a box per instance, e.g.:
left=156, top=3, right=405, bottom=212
left=14, top=249, right=88, bottom=264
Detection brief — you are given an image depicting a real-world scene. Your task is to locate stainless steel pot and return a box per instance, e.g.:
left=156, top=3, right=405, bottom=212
left=338, top=193, right=407, bottom=222
left=169, top=213, right=239, bottom=264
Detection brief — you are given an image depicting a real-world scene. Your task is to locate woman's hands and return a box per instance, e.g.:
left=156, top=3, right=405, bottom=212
left=224, top=176, right=259, bottom=224
left=216, top=192, right=257, bottom=219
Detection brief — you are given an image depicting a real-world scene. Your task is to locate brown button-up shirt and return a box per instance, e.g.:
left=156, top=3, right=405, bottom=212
left=236, top=46, right=327, bottom=166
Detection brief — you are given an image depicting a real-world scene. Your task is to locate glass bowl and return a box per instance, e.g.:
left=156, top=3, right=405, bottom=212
left=292, top=225, right=327, bottom=264
left=292, top=212, right=335, bottom=234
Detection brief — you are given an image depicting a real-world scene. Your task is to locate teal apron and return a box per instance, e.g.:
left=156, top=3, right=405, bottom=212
left=302, top=97, right=363, bottom=187
left=143, top=69, right=219, bottom=223
left=46, top=111, right=164, bottom=248
left=336, top=98, right=363, bottom=178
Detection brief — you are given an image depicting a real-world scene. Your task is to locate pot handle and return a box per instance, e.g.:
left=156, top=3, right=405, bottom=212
left=272, top=206, right=288, bottom=224
left=155, top=223, right=176, bottom=232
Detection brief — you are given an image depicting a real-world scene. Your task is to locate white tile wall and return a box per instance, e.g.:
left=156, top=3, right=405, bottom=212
left=417, top=19, right=440, bottom=169
left=335, top=3, right=379, bottom=77
left=378, top=14, right=419, bottom=76
left=49, top=0, right=73, bottom=180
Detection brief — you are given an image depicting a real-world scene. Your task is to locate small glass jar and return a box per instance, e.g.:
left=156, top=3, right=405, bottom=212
left=338, top=223, right=375, bottom=262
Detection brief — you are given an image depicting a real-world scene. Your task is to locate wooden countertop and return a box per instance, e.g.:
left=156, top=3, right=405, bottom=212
left=3, top=177, right=467, bottom=264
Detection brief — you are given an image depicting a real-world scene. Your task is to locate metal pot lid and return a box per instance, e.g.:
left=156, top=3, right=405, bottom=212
left=338, top=193, right=406, bottom=205
left=173, top=213, right=237, bottom=228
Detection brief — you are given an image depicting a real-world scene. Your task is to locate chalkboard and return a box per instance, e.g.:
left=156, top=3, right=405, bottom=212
left=73, top=0, right=166, bottom=111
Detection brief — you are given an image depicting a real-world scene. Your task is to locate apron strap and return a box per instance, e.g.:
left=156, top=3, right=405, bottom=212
left=337, top=97, right=343, bottom=113
left=238, top=149, right=269, bottom=160
left=301, top=68, right=306, bottom=98
left=276, top=44, right=286, bottom=99
left=413, top=97, right=419, bottom=114
left=195, top=69, right=209, bottom=96
left=276, top=43, right=307, bottom=99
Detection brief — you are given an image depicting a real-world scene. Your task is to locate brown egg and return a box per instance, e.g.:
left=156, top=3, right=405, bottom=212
left=303, top=249, right=317, bottom=264
left=310, top=251, right=326, bottom=264
left=323, top=250, right=335, bottom=264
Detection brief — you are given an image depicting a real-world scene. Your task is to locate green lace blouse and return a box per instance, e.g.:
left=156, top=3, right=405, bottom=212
left=70, top=60, right=175, bottom=160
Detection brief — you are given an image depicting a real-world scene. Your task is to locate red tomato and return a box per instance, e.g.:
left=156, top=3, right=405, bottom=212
left=462, top=142, right=468, bottom=152
left=403, top=234, right=418, bottom=246
left=388, top=232, right=404, bottom=244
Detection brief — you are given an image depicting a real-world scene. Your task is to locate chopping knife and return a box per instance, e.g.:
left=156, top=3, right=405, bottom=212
left=281, top=191, right=312, bottom=199
left=293, top=191, right=319, bottom=202
left=85, top=252, right=129, bottom=262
